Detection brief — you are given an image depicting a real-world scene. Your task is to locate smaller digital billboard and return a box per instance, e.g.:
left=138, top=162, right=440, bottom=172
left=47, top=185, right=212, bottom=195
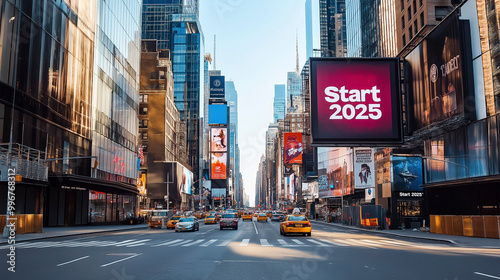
left=284, top=133, right=303, bottom=164
left=211, top=127, right=228, bottom=152
left=353, top=148, right=375, bottom=189
left=208, top=104, right=228, bottom=125
left=310, top=57, right=402, bottom=146
left=181, top=166, right=193, bottom=195
left=211, top=152, right=227, bottom=179
left=137, top=174, right=146, bottom=196
left=392, top=156, right=423, bottom=192
left=210, top=76, right=225, bottom=99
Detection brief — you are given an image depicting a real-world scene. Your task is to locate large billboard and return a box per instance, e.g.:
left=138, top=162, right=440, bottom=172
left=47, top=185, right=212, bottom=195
left=211, top=127, right=228, bottom=152
left=284, top=133, right=303, bottom=164
left=405, top=12, right=474, bottom=133
left=392, top=156, right=423, bottom=192
left=208, top=104, right=228, bottom=125
left=211, top=152, right=227, bottom=179
left=353, top=148, right=375, bottom=189
left=210, top=76, right=225, bottom=99
left=310, top=57, right=402, bottom=146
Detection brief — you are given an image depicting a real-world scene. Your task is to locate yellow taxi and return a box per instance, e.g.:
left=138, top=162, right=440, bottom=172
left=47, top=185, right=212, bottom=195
left=280, top=214, right=312, bottom=236
left=166, top=215, right=184, bottom=229
left=266, top=211, right=272, bottom=218
left=204, top=215, right=217, bottom=224
left=257, top=213, right=268, bottom=222
left=242, top=212, right=253, bottom=221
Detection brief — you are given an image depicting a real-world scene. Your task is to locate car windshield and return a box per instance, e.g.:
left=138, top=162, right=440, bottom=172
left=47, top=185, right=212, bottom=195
left=207, top=216, right=215, bottom=218
left=178, top=217, right=194, bottom=222
left=170, top=216, right=181, bottom=220
left=223, top=214, right=236, bottom=218
left=259, top=213, right=266, bottom=216
left=288, top=215, right=307, bottom=221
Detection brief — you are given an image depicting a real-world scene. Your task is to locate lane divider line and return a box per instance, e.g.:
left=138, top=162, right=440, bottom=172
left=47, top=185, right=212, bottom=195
left=57, top=256, right=89, bottom=267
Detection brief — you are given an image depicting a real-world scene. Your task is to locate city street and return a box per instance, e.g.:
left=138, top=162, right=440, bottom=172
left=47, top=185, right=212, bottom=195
left=2, top=218, right=499, bottom=280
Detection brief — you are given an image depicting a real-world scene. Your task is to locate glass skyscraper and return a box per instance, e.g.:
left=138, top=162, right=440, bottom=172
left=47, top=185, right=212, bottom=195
left=226, top=81, right=241, bottom=207
left=273, top=84, right=286, bottom=122
left=305, top=0, right=313, bottom=59
left=142, top=0, right=203, bottom=175
left=320, top=0, right=347, bottom=57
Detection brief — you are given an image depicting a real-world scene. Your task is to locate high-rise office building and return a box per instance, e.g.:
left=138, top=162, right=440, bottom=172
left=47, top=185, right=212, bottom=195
left=226, top=81, right=242, bottom=207
left=0, top=0, right=141, bottom=227
left=305, top=0, right=313, bottom=59
left=142, top=0, right=203, bottom=179
left=273, top=85, right=286, bottom=122
left=319, top=0, right=347, bottom=57
left=287, top=71, right=302, bottom=112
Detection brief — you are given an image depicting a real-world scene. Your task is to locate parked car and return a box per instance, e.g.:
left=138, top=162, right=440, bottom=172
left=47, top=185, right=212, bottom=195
left=175, top=217, right=199, bottom=232
left=220, top=213, right=238, bottom=230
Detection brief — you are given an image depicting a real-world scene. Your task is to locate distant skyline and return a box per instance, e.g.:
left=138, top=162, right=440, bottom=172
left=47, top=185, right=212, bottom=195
left=200, top=0, right=319, bottom=206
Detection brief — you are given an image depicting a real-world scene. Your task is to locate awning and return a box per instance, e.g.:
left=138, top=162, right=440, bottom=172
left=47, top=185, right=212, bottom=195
left=49, top=174, right=138, bottom=195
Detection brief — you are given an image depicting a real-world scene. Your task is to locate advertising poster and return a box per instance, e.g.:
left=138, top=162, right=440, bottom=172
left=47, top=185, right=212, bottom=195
left=364, top=188, right=375, bottom=202
left=211, top=127, right=228, bottom=152
left=405, top=12, right=472, bottom=132
left=284, top=132, right=303, bottom=164
left=353, top=148, right=375, bottom=189
left=181, top=167, right=192, bottom=195
left=211, top=153, right=227, bottom=179
left=392, top=156, right=423, bottom=192
left=310, top=58, right=402, bottom=145
left=137, top=174, right=146, bottom=196
left=288, top=174, right=295, bottom=201
left=210, top=76, right=225, bottom=99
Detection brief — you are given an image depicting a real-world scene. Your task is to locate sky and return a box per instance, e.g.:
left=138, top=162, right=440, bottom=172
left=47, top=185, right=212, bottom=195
left=199, top=0, right=319, bottom=206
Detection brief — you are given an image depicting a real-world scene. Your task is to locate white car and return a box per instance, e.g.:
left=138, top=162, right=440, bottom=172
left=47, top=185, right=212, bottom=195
left=175, top=217, right=200, bottom=232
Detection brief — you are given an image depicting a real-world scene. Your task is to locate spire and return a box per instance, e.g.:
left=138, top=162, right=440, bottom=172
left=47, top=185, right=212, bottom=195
left=296, top=30, right=299, bottom=74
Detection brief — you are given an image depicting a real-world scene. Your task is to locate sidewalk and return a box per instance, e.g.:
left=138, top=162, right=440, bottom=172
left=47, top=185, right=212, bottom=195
left=0, top=224, right=148, bottom=244
left=312, top=220, right=500, bottom=248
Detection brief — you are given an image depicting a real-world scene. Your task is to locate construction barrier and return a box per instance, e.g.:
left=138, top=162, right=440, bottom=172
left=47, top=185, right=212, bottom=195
left=430, top=215, right=500, bottom=239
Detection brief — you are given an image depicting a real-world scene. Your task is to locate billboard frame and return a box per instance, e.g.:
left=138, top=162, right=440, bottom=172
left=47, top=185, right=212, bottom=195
left=309, top=57, right=403, bottom=146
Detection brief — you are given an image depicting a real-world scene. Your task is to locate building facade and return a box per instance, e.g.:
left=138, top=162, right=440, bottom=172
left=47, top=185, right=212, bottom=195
left=273, top=84, right=285, bottom=122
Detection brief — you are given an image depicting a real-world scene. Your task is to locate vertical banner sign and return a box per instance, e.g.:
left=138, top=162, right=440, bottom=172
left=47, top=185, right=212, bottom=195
left=309, top=58, right=402, bottom=145
left=137, top=174, right=146, bottom=195
left=210, top=76, right=225, bottom=99
left=353, top=148, right=375, bottom=189
left=284, top=133, right=303, bottom=164
left=211, top=153, right=227, bottom=179
left=289, top=174, right=295, bottom=201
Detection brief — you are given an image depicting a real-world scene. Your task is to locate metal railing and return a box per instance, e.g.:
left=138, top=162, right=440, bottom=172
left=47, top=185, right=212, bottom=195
left=0, top=143, right=48, bottom=181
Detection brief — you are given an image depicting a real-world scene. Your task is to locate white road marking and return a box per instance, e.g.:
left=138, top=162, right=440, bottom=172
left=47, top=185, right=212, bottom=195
left=260, top=239, right=273, bottom=247
left=320, top=239, right=349, bottom=246
left=277, top=239, right=289, bottom=246
left=101, top=254, right=142, bottom=267
left=306, top=239, right=331, bottom=247
left=200, top=239, right=218, bottom=247
left=116, top=239, right=151, bottom=247
left=474, top=272, right=500, bottom=279
left=240, top=239, right=250, bottom=246
left=151, top=239, right=183, bottom=247
left=291, top=239, right=305, bottom=245
left=169, top=239, right=193, bottom=247
left=217, top=240, right=232, bottom=247
left=202, top=228, right=216, bottom=235
left=344, top=239, right=378, bottom=249
left=56, top=256, right=89, bottom=267
left=253, top=221, right=259, bottom=234
left=182, top=239, right=205, bottom=247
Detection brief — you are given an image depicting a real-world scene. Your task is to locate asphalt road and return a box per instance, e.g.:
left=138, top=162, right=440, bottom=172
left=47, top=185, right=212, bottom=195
left=1, top=217, right=500, bottom=280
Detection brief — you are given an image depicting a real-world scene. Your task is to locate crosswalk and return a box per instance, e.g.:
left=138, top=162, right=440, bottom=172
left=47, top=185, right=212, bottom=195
left=0, top=238, right=427, bottom=250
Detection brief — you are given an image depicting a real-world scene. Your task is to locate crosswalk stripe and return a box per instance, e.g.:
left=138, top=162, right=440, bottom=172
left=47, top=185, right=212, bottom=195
left=113, top=239, right=136, bottom=246
left=169, top=239, right=193, bottom=247
left=375, top=240, right=415, bottom=246
left=182, top=239, right=205, bottom=247
left=260, top=239, right=273, bottom=247
left=320, top=239, right=349, bottom=246
left=200, top=239, right=218, bottom=247
left=217, top=240, right=232, bottom=247
left=306, top=239, right=331, bottom=247
left=360, top=239, right=389, bottom=247
left=152, top=239, right=184, bottom=247
left=116, top=239, right=151, bottom=247
left=277, top=239, right=289, bottom=246
left=240, top=239, right=250, bottom=246
left=345, top=239, right=378, bottom=249
left=291, top=239, right=305, bottom=245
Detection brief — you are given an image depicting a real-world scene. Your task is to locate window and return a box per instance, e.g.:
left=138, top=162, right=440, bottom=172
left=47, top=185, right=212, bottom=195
left=139, top=119, right=148, bottom=128
left=140, top=132, right=148, bottom=140
left=420, top=12, right=424, bottom=28
left=139, top=94, right=148, bottom=103
left=402, top=34, right=406, bottom=46
left=409, top=25, right=413, bottom=38
left=139, top=107, right=148, bottom=115
left=413, top=0, right=416, bottom=14
left=402, top=15, right=405, bottom=29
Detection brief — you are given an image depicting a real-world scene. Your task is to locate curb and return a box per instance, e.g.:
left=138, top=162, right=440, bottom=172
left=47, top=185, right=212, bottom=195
left=311, top=220, right=457, bottom=245
left=0, top=225, right=148, bottom=245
